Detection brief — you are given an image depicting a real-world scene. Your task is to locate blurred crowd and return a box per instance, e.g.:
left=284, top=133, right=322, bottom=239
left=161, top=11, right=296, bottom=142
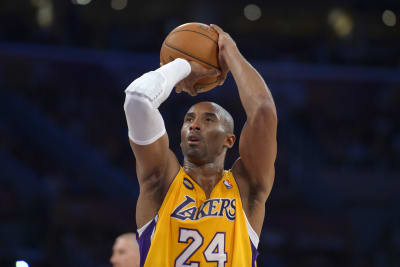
left=1, top=43, right=399, bottom=267
left=1, top=1, right=400, bottom=266
left=1, top=1, right=400, bottom=68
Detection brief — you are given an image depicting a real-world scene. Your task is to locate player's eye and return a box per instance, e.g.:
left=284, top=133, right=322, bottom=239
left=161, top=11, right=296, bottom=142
left=205, top=117, right=214, bottom=122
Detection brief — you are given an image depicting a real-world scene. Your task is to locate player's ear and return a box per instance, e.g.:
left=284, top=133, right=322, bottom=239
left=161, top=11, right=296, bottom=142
left=224, top=134, right=236, bottom=149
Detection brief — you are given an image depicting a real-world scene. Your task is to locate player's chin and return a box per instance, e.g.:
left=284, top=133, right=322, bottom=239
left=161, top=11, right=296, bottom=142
left=185, top=147, right=204, bottom=158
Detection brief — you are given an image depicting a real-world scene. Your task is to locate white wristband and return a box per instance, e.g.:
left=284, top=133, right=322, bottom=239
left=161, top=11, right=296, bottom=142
left=156, top=58, right=191, bottom=92
left=123, top=58, right=191, bottom=145
left=125, top=58, right=191, bottom=109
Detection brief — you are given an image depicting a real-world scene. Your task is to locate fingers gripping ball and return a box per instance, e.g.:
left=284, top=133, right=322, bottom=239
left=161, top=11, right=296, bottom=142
left=160, top=22, right=221, bottom=93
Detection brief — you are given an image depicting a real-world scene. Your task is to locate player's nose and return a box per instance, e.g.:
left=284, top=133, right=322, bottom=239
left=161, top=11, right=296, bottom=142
left=189, top=119, right=201, bottom=131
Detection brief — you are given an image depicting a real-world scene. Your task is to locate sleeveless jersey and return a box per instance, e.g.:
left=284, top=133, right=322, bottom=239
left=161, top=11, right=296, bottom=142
left=137, top=167, right=259, bottom=267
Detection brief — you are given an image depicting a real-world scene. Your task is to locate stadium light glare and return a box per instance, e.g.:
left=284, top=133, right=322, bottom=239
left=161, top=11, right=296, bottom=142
left=328, top=8, right=353, bottom=38
left=16, top=261, right=29, bottom=267
left=37, top=1, right=53, bottom=28
left=30, top=0, right=48, bottom=8
left=382, top=10, right=396, bottom=27
left=111, top=0, right=128, bottom=10
left=71, top=0, right=92, bottom=5
left=244, top=4, right=262, bottom=21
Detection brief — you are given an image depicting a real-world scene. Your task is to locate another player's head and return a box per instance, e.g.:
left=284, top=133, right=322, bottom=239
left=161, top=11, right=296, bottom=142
left=110, top=233, right=140, bottom=267
left=181, top=101, right=235, bottom=164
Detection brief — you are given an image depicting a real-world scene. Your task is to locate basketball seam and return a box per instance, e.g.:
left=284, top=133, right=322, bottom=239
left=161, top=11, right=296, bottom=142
left=169, top=29, right=218, bottom=44
left=164, top=43, right=220, bottom=70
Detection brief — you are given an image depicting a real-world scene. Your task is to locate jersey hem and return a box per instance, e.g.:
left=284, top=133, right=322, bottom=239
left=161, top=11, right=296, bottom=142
left=244, top=211, right=260, bottom=248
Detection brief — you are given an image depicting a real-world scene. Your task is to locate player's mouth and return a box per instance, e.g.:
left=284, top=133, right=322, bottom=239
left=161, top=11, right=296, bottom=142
left=188, top=134, right=201, bottom=145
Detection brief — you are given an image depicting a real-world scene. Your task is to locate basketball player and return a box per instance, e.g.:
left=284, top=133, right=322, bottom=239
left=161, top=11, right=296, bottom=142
left=110, top=233, right=140, bottom=267
left=123, top=24, right=277, bottom=266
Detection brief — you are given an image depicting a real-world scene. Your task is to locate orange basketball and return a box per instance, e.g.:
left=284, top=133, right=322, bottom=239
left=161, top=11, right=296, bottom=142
left=160, top=22, right=220, bottom=93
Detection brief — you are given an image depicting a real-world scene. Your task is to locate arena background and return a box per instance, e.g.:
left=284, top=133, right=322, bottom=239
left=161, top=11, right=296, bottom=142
left=1, top=1, right=399, bottom=266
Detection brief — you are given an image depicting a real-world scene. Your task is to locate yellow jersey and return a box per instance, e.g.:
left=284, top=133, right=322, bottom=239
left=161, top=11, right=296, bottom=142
left=137, top=167, right=259, bottom=267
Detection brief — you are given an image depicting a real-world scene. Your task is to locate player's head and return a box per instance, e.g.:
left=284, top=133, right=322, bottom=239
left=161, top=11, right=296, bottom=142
left=181, top=101, right=235, bottom=164
left=110, top=233, right=140, bottom=267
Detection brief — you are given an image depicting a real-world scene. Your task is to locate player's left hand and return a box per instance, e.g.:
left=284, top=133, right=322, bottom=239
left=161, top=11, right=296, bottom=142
left=176, top=61, right=220, bottom=96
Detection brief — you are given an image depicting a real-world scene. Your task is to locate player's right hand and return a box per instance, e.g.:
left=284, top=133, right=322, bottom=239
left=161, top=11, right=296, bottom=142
left=176, top=61, right=220, bottom=96
left=210, top=24, right=237, bottom=86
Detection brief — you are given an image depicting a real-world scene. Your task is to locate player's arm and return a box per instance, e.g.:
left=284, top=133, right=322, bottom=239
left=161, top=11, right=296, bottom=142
left=211, top=25, right=278, bottom=198
left=124, top=59, right=189, bottom=191
left=124, top=59, right=220, bottom=193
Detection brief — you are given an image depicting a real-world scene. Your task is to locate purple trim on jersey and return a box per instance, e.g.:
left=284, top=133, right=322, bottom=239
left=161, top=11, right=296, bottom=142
left=136, top=219, right=156, bottom=267
left=250, top=237, right=259, bottom=267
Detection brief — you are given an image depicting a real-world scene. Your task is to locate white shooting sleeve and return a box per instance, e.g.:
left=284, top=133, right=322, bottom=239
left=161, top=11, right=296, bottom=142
left=124, top=58, right=191, bottom=145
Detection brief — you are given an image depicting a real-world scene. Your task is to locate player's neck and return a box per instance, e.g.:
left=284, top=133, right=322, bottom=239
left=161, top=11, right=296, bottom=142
left=183, top=158, right=224, bottom=198
left=183, top=160, right=224, bottom=178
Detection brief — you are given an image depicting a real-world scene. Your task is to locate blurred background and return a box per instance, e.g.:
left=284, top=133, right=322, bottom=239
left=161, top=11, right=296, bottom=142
left=0, top=0, right=399, bottom=266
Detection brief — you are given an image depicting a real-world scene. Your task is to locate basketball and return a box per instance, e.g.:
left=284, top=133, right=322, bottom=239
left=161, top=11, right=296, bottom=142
left=160, top=22, right=220, bottom=93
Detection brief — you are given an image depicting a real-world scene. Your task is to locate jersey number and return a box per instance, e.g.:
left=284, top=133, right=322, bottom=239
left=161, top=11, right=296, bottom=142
left=175, top=228, right=227, bottom=267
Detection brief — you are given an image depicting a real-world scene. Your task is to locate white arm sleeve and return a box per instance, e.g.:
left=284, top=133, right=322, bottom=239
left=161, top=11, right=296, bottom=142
left=123, top=58, right=191, bottom=145
left=124, top=95, right=166, bottom=145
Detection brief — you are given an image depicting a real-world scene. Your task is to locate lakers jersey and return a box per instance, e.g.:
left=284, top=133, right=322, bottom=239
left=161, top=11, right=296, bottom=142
left=137, top=167, right=259, bottom=267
